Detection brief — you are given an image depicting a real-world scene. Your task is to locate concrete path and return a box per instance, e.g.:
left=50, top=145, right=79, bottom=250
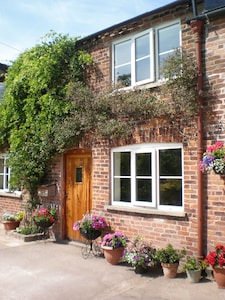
left=0, top=225, right=225, bottom=300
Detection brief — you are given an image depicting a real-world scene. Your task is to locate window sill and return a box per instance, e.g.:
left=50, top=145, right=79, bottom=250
left=105, top=205, right=187, bottom=219
left=0, top=191, right=22, bottom=199
left=115, top=81, right=162, bottom=92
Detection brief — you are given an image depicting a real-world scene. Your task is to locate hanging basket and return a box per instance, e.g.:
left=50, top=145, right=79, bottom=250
left=80, top=229, right=101, bottom=241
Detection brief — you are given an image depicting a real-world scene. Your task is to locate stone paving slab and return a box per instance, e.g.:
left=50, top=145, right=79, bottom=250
left=0, top=224, right=225, bottom=300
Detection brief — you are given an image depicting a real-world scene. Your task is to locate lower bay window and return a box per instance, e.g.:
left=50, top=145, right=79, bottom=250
left=111, top=143, right=183, bottom=212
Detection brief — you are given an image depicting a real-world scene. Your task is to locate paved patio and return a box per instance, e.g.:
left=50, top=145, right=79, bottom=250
left=0, top=224, right=225, bottom=300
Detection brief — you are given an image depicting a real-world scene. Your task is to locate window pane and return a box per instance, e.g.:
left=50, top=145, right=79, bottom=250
left=136, top=179, right=152, bottom=202
left=0, top=176, right=3, bottom=189
left=76, top=167, right=82, bottom=183
left=158, top=23, right=180, bottom=54
left=136, top=153, right=151, bottom=176
left=136, top=58, right=150, bottom=82
left=135, top=34, right=150, bottom=59
left=159, top=149, right=181, bottom=176
left=114, top=152, right=130, bottom=176
left=115, top=40, right=131, bottom=65
left=135, top=34, right=150, bottom=82
left=0, top=159, right=4, bottom=173
left=160, top=179, right=182, bottom=206
left=114, top=178, right=131, bottom=202
left=115, top=65, right=131, bottom=86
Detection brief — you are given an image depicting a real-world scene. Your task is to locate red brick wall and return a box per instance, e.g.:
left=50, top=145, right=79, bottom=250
left=0, top=194, right=25, bottom=216
left=78, top=1, right=225, bottom=256
left=3, top=1, right=225, bottom=257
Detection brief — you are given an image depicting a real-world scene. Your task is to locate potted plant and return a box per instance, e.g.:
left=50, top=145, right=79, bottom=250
left=123, top=236, right=156, bottom=274
left=205, top=244, right=225, bottom=289
left=156, top=243, right=186, bottom=278
left=32, top=207, right=57, bottom=234
left=73, top=213, right=107, bottom=241
left=2, top=211, right=24, bottom=230
left=183, top=256, right=204, bottom=283
left=101, top=231, right=128, bottom=265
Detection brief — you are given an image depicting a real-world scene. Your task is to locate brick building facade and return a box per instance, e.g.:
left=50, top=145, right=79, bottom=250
left=1, top=0, right=225, bottom=257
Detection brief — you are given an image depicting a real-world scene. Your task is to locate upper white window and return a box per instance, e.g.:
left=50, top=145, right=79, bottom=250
left=111, top=143, right=184, bottom=212
left=0, top=154, right=10, bottom=192
left=112, top=21, right=181, bottom=87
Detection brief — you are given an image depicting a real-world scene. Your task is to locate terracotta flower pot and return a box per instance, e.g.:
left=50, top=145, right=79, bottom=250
left=161, top=262, right=179, bottom=278
left=213, top=268, right=225, bottom=289
left=3, top=221, right=20, bottom=230
left=101, top=246, right=125, bottom=265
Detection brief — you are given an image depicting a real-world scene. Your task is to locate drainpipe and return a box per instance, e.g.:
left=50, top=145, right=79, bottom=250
left=189, top=19, right=204, bottom=259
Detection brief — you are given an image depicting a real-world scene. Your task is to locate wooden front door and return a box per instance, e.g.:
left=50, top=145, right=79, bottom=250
left=65, top=149, right=92, bottom=241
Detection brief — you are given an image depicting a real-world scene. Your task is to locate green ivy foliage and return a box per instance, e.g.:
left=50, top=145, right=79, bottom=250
left=0, top=32, right=92, bottom=196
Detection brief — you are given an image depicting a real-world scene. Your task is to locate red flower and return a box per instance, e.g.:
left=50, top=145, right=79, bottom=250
left=205, top=244, right=225, bottom=269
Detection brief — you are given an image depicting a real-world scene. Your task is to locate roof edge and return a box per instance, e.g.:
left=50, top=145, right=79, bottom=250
left=77, top=0, right=190, bottom=43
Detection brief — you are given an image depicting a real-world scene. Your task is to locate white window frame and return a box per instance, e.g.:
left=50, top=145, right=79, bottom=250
left=112, top=20, right=181, bottom=87
left=111, top=143, right=184, bottom=213
left=155, top=20, right=182, bottom=80
left=0, top=154, right=10, bottom=192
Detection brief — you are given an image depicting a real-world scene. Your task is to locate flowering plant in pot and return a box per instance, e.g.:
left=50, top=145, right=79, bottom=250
left=101, top=231, right=128, bottom=265
left=2, top=211, right=24, bottom=222
left=123, top=236, right=156, bottom=273
left=101, top=231, right=128, bottom=249
left=73, top=213, right=107, bottom=240
left=156, top=243, right=186, bottom=278
left=199, top=141, right=225, bottom=174
left=32, top=207, right=57, bottom=232
left=205, top=245, right=225, bottom=288
left=2, top=211, right=24, bottom=230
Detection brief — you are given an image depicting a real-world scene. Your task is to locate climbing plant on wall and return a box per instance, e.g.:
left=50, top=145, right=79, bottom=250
left=0, top=42, right=197, bottom=198
left=0, top=32, right=93, bottom=197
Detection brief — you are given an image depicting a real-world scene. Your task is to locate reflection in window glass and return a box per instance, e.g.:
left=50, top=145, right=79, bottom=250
left=136, top=153, right=152, bottom=202
left=0, top=159, right=4, bottom=173
left=158, top=22, right=180, bottom=77
left=114, top=152, right=130, bottom=176
left=160, top=179, right=182, bottom=206
left=114, top=40, right=131, bottom=86
left=158, top=23, right=180, bottom=54
left=136, top=153, right=151, bottom=176
left=159, top=149, right=181, bottom=176
left=114, top=178, right=131, bottom=202
left=136, top=179, right=152, bottom=202
left=135, top=34, right=150, bottom=82
left=136, top=34, right=150, bottom=59
left=114, top=152, right=131, bottom=202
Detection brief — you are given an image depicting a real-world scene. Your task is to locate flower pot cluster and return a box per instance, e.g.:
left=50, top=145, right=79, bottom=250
left=73, top=215, right=225, bottom=289
left=4, top=206, right=58, bottom=240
